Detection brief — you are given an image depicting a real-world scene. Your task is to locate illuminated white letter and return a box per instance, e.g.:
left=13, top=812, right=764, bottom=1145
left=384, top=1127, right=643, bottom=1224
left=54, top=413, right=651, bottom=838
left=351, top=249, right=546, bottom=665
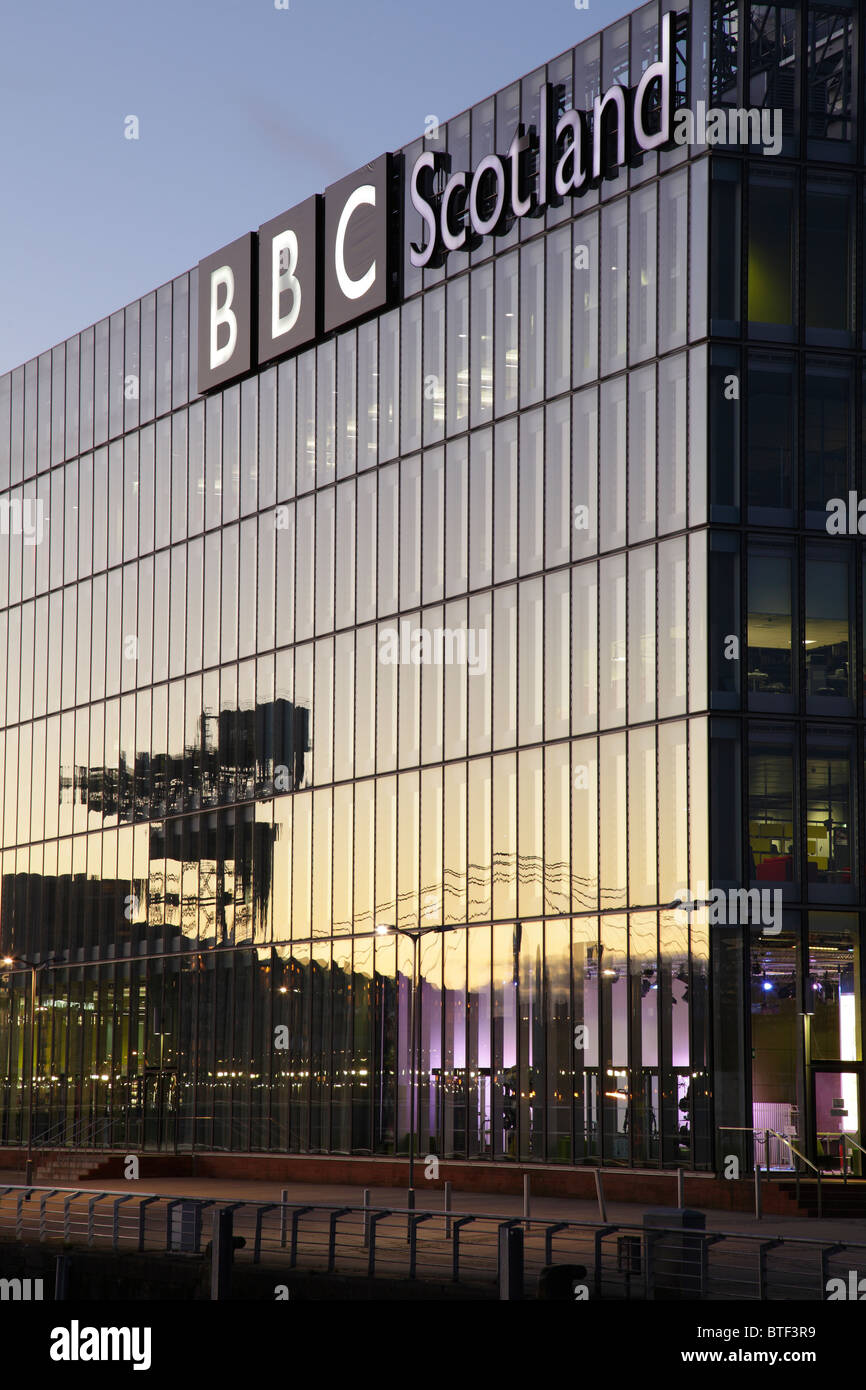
left=335, top=184, right=376, bottom=300
left=272, top=230, right=301, bottom=339
left=210, top=266, right=237, bottom=370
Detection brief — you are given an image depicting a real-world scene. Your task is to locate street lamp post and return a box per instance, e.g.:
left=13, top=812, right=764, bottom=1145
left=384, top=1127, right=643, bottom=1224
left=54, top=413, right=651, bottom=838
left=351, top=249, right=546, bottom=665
left=2, top=955, right=54, bottom=1186
left=376, top=921, right=460, bottom=1234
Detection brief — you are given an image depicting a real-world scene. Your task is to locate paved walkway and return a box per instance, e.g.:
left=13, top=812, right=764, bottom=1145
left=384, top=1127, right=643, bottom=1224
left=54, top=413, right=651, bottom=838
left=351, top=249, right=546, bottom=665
left=5, top=1170, right=866, bottom=1244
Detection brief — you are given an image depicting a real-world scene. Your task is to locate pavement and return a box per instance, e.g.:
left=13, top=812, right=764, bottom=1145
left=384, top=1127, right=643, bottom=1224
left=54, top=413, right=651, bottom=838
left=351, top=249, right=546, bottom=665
left=5, top=1170, right=866, bottom=1245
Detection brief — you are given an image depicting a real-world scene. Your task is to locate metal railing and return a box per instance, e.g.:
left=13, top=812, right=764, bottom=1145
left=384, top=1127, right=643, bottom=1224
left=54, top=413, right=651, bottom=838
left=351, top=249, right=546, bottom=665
left=817, top=1131, right=866, bottom=1183
left=36, top=1115, right=114, bottom=1155
left=0, top=1184, right=864, bottom=1300
left=719, top=1125, right=827, bottom=1216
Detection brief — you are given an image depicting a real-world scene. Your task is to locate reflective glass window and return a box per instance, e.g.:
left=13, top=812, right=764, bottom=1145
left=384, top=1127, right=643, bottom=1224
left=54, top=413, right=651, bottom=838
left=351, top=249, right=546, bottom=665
left=748, top=546, right=794, bottom=697
left=748, top=168, right=796, bottom=331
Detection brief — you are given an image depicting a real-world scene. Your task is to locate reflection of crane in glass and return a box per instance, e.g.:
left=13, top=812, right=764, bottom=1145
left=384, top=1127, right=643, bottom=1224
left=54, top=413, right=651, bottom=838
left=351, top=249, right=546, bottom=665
left=711, top=0, right=739, bottom=104
left=64, top=698, right=311, bottom=825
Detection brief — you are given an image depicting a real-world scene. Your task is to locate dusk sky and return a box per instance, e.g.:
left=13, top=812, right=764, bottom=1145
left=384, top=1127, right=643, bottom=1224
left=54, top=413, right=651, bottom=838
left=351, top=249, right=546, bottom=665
left=0, top=0, right=633, bottom=374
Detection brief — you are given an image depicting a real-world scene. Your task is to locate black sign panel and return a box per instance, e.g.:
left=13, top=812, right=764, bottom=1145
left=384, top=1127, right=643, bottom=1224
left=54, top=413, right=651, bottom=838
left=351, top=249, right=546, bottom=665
left=323, top=154, right=391, bottom=333
left=197, top=234, right=255, bottom=394
left=257, top=195, right=320, bottom=366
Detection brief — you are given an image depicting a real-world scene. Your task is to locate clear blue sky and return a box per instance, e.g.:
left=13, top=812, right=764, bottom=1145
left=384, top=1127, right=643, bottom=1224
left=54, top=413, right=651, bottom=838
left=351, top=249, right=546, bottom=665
left=0, top=0, right=633, bottom=375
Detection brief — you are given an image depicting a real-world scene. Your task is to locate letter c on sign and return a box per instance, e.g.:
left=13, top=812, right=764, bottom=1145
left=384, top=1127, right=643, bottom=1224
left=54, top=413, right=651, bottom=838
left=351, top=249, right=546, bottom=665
left=335, top=184, right=377, bottom=301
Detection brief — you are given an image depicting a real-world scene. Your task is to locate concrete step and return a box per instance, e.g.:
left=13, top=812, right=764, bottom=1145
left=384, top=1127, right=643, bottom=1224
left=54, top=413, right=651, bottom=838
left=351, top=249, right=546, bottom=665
left=776, top=1179, right=866, bottom=1217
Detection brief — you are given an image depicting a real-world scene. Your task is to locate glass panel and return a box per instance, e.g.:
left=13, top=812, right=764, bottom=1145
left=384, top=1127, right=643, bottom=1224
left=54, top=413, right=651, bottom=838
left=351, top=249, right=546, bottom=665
left=599, top=554, right=625, bottom=728
left=401, top=300, right=422, bottom=454
left=629, top=184, right=657, bottom=364
left=748, top=3, right=799, bottom=144
left=690, top=158, right=709, bottom=341
left=629, top=727, right=657, bottom=904
left=445, top=439, right=468, bottom=597
left=379, top=309, right=399, bottom=460
left=573, top=213, right=599, bottom=387
left=422, top=446, right=444, bottom=602
left=747, top=355, right=796, bottom=516
left=518, top=578, right=543, bottom=745
left=748, top=169, right=796, bottom=329
left=628, top=365, right=656, bottom=544
left=658, top=169, right=688, bottom=353
left=572, top=561, right=597, bottom=735
left=316, top=340, right=336, bottom=484
left=805, top=362, right=851, bottom=514
left=277, top=357, right=296, bottom=500
left=293, top=350, right=315, bottom=494
left=400, top=455, right=421, bottom=612
left=657, top=536, right=687, bottom=718
left=711, top=160, right=742, bottom=329
left=750, top=547, right=795, bottom=700
left=600, top=201, right=627, bottom=376
left=493, top=586, right=517, bottom=751
left=469, top=429, right=492, bottom=590
left=518, top=409, right=543, bottom=575
left=572, top=386, right=598, bottom=560
left=493, top=420, right=517, bottom=583
left=519, top=239, right=544, bottom=407
left=809, top=913, right=861, bottom=1063
left=806, top=740, right=852, bottom=889
left=423, top=288, right=445, bottom=443
left=546, top=227, right=571, bottom=399
left=470, top=262, right=493, bottom=427
left=657, top=354, right=687, bottom=534
left=315, top=488, right=335, bottom=636
left=545, top=399, right=570, bottom=569
left=807, top=2, right=854, bottom=142
left=336, top=329, right=356, bottom=479
left=356, top=473, right=377, bottom=624
left=805, top=553, right=850, bottom=699
left=378, top=463, right=398, bottom=617
left=749, top=736, right=795, bottom=882
left=806, top=176, right=854, bottom=336
left=599, top=377, right=626, bottom=551
left=658, top=721, right=688, bottom=901
left=494, top=254, right=518, bottom=417
left=446, top=278, right=468, bottom=435
left=599, top=733, right=626, bottom=913
left=628, top=544, right=656, bottom=724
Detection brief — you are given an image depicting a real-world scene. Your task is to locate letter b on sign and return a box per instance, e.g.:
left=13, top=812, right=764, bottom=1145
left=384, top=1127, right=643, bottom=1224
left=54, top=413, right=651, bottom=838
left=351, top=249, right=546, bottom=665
left=258, top=195, right=320, bottom=366
left=197, top=234, right=254, bottom=393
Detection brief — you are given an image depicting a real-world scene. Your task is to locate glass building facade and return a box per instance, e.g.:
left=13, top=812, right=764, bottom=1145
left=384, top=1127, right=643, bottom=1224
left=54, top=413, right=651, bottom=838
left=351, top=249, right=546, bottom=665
left=0, top=0, right=861, bottom=1174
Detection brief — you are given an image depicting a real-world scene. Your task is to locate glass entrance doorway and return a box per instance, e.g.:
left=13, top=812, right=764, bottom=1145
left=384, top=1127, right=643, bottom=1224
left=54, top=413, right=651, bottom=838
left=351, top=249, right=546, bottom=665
left=143, top=1069, right=178, bottom=1152
left=813, top=1068, right=861, bottom=1174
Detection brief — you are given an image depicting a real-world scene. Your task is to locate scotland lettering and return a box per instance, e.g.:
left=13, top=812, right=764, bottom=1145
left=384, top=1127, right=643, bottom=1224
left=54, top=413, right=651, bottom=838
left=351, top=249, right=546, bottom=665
left=409, top=11, right=675, bottom=268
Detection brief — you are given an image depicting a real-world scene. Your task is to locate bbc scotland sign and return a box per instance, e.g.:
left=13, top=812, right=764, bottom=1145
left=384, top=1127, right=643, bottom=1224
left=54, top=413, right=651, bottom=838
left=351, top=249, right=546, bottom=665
left=196, top=13, right=675, bottom=395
